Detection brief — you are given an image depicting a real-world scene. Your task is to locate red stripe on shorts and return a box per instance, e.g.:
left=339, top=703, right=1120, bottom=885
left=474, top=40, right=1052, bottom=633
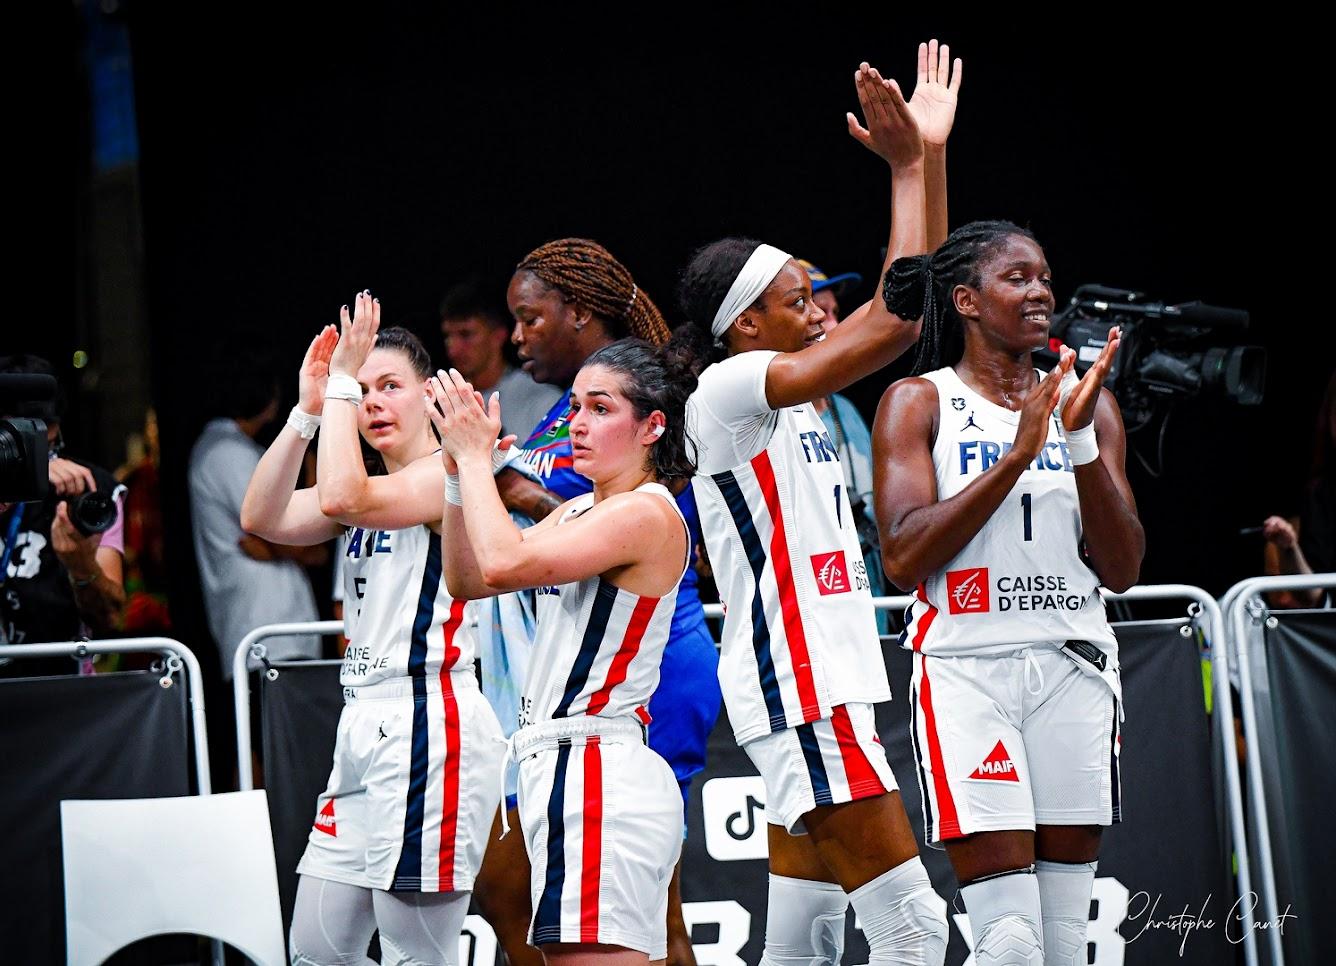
left=437, top=599, right=466, bottom=890
left=831, top=705, right=885, bottom=797
left=917, top=656, right=960, bottom=839
left=580, top=736, right=603, bottom=942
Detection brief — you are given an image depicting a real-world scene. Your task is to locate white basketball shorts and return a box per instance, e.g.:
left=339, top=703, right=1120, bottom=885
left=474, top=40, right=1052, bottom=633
left=744, top=702, right=899, bottom=834
left=516, top=716, right=683, bottom=958
left=297, top=670, right=504, bottom=892
left=908, top=643, right=1121, bottom=845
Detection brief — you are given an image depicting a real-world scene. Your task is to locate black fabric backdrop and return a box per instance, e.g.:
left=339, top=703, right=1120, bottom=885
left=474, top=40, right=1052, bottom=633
left=0, top=669, right=190, bottom=963
left=1260, top=610, right=1336, bottom=966
left=259, top=659, right=344, bottom=930
left=258, top=621, right=1234, bottom=964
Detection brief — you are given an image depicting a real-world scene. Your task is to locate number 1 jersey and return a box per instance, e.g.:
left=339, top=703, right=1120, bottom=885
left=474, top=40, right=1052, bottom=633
left=902, top=366, right=1115, bottom=657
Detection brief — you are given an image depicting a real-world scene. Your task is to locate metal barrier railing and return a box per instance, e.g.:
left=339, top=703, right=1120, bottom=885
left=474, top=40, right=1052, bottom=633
left=237, top=584, right=1253, bottom=962
left=3, top=637, right=212, bottom=795
left=1222, top=572, right=1336, bottom=966
left=232, top=620, right=344, bottom=792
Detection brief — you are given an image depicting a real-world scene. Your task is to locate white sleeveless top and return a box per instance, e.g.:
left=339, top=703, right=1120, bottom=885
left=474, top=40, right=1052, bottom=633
left=688, top=351, right=889, bottom=747
left=340, top=521, right=476, bottom=695
left=519, top=482, right=689, bottom=729
left=902, top=366, right=1116, bottom=659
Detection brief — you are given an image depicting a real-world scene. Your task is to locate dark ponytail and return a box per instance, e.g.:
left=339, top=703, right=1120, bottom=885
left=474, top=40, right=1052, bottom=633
left=581, top=339, right=699, bottom=482
left=883, top=220, right=1037, bottom=375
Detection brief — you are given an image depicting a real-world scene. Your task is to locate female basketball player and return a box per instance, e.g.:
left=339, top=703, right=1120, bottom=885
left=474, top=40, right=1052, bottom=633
left=875, top=221, right=1143, bottom=966
left=669, top=54, right=953, bottom=966
left=478, top=239, right=719, bottom=966
left=242, top=295, right=531, bottom=965
left=429, top=339, right=696, bottom=965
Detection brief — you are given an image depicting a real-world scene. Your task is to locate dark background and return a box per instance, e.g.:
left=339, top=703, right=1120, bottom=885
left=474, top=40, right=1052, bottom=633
left=50, top=7, right=1324, bottom=680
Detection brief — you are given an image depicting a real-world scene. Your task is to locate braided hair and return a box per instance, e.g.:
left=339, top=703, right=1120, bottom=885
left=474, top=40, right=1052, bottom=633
left=516, top=238, right=671, bottom=346
left=882, top=220, right=1037, bottom=375
left=669, top=236, right=765, bottom=376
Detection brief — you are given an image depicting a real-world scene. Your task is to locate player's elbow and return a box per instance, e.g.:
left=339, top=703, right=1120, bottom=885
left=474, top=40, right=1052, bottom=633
left=881, top=546, right=924, bottom=594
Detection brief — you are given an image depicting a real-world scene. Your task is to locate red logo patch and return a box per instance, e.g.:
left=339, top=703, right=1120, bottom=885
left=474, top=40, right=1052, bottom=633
left=314, top=798, right=337, bottom=837
left=810, top=551, right=851, bottom=595
left=946, top=567, right=990, bottom=614
left=968, top=740, right=1020, bottom=782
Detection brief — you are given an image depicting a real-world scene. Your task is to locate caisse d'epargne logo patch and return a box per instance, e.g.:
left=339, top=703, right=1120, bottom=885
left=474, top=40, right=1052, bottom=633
left=946, top=567, right=990, bottom=614
left=809, top=551, right=851, bottom=595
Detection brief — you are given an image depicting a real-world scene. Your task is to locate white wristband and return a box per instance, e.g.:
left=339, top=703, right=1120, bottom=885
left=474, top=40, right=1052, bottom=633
left=492, top=442, right=523, bottom=476
left=1065, top=422, right=1099, bottom=465
left=287, top=406, right=321, bottom=439
left=325, top=373, right=362, bottom=403
left=445, top=473, right=462, bottom=507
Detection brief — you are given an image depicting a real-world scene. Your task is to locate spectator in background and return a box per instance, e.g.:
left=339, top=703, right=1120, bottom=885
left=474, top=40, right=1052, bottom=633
left=1, top=354, right=126, bottom=676
left=117, top=407, right=172, bottom=635
left=440, top=281, right=562, bottom=441
left=188, top=363, right=325, bottom=679
left=1262, top=367, right=1336, bottom=607
left=799, top=258, right=889, bottom=629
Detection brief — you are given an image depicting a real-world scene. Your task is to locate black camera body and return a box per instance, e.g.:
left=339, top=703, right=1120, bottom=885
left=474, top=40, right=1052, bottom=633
left=1038, top=284, right=1265, bottom=424
left=1, top=373, right=58, bottom=505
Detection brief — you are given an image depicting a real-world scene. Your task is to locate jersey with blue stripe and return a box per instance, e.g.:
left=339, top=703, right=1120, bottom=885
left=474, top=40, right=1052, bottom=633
left=340, top=521, right=475, bottom=692
left=521, top=483, right=689, bottom=728
left=688, top=351, right=890, bottom=746
left=902, top=367, right=1116, bottom=658
left=516, top=388, right=712, bottom=655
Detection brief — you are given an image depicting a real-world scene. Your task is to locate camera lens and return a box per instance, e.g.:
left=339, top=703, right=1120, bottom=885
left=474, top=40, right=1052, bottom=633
left=65, top=490, right=118, bottom=536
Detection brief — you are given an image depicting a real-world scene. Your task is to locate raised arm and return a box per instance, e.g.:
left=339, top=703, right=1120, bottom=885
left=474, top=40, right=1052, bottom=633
left=906, top=39, right=962, bottom=249
left=875, top=356, right=1071, bottom=590
left=240, top=326, right=343, bottom=545
left=1059, top=328, right=1144, bottom=591
left=762, top=61, right=925, bottom=409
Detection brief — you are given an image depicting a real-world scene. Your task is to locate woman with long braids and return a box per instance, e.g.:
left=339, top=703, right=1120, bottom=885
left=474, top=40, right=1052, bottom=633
left=473, top=239, right=719, bottom=966
left=874, top=221, right=1143, bottom=966
left=672, top=49, right=958, bottom=966
left=430, top=340, right=699, bottom=965
left=242, top=295, right=544, bottom=965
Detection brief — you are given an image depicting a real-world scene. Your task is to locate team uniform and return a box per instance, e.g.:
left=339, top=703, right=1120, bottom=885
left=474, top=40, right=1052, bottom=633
left=513, top=483, right=688, bottom=956
left=903, top=366, right=1122, bottom=845
left=512, top=390, right=721, bottom=808
left=297, top=520, right=503, bottom=893
left=688, top=350, right=897, bottom=832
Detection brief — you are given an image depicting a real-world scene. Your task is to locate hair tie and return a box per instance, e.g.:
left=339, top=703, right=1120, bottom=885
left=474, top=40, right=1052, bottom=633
left=624, top=283, right=638, bottom=318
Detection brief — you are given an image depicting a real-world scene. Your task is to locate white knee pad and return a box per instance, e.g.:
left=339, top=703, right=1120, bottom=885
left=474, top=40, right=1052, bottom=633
left=961, top=869, right=1043, bottom=966
left=1036, top=860, right=1096, bottom=966
left=759, top=873, right=849, bottom=966
left=288, top=943, right=374, bottom=966
left=849, top=858, right=948, bottom=966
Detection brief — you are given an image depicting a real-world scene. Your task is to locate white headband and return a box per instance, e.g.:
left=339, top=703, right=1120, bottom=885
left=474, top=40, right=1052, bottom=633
left=710, top=244, right=793, bottom=340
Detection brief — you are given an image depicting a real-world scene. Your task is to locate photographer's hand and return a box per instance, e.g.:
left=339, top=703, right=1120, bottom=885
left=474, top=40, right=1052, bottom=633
left=52, top=502, right=125, bottom=634
left=49, top=458, right=96, bottom=497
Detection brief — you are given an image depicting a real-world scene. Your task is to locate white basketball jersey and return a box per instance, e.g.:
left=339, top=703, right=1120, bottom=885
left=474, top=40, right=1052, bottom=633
left=689, top=351, right=889, bottom=747
left=341, top=522, right=476, bottom=694
left=902, top=367, right=1116, bottom=657
left=520, top=483, right=688, bottom=729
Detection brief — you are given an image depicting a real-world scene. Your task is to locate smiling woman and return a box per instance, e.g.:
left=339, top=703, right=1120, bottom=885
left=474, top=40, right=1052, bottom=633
left=872, top=220, right=1145, bottom=964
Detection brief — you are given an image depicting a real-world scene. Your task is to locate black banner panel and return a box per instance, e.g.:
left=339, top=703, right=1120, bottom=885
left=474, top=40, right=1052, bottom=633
left=681, top=622, right=1234, bottom=966
left=1260, top=611, right=1336, bottom=965
left=259, top=660, right=344, bottom=930
left=255, top=623, right=1236, bottom=965
left=0, top=670, right=190, bottom=963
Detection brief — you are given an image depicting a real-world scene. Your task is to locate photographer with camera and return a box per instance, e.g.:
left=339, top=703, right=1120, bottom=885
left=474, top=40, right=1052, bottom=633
left=1, top=355, right=126, bottom=676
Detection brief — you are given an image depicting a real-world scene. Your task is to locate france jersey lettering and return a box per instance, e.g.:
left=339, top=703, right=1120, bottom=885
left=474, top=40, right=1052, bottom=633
left=902, top=367, right=1116, bottom=659
left=688, top=351, right=889, bottom=747
left=341, top=521, right=476, bottom=693
left=521, top=483, right=689, bottom=727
